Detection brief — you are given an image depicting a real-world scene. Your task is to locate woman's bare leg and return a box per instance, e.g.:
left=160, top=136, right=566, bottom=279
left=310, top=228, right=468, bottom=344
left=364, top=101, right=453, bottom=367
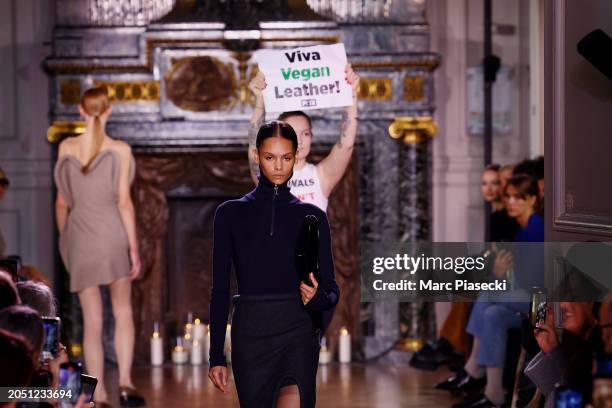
left=276, top=385, right=300, bottom=408
left=78, top=286, right=108, bottom=402
left=109, top=277, right=135, bottom=388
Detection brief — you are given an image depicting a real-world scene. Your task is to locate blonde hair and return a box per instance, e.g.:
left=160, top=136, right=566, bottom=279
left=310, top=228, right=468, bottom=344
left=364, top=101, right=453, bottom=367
left=80, top=87, right=110, bottom=174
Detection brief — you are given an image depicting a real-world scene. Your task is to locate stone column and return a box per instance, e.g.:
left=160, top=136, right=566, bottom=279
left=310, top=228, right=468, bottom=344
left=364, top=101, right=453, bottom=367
left=389, top=117, right=438, bottom=349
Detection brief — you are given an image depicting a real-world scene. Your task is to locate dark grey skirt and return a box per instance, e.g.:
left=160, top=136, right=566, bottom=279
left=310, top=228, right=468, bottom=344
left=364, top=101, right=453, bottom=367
left=231, top=292, right=321, bottom=408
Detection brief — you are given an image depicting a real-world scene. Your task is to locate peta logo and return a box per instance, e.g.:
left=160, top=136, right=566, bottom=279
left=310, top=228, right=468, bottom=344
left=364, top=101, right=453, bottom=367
left=301, top=99, right=317, bottom=107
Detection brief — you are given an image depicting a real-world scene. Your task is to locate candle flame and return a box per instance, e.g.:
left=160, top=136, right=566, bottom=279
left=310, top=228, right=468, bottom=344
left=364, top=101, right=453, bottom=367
left=340, top=327, right=349, bottom=336
left=153, top=332, right=160, bottom=338
left=194, top=318, right=201, bottom=325
left=184, top=333, right=191, bottom=340
left=174, top=346, right=183, bottom=352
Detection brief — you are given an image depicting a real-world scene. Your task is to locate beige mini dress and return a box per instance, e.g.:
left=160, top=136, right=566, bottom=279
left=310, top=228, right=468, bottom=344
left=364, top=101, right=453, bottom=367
left=54, top=149, right=136, bottom=293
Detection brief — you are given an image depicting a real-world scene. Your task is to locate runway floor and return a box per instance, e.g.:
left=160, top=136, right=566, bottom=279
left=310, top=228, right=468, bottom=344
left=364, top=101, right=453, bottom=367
left=103, top=363, right=456, bottom=408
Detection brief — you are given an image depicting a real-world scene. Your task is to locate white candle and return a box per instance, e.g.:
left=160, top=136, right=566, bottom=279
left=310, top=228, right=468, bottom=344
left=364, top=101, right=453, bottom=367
left=204, top=325, right=210, bottom=364
left=339, top=327, right=351, bottom=363
left=151, top=322, right=163, bottom=366
left=319, top=336, right=332, bottom=364
left=190, top=340, right=202, bottom=365
left=172, top=337, right=188, bottom=364
left=193, top=318, right=205, bottom=341
left=151, top=332, right=163, bottom=366
left=172, top=346, right=188, bottom=364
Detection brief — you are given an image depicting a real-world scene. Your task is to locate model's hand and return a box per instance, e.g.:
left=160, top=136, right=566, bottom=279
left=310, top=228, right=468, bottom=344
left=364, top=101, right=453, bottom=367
left=248, top=70, right=267, bottom=103
left=345, top=64, right=360, bottom=99
left=129, top=248, right=142, bottom=280
left=208, top=365, right=229, bottom=394
left=535, top=305, right=558, bottom=354
left=300, top=273, right=319, bottom=305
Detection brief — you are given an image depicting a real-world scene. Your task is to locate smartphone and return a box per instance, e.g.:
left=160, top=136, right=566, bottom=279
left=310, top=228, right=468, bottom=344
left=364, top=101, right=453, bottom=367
left=59, top=362, right=82, bottom=405
left=530, top=288, right=547, bottom=329
left=80, top=374, right=98, bottom=403
left=41, top=317, right=61, bottom=362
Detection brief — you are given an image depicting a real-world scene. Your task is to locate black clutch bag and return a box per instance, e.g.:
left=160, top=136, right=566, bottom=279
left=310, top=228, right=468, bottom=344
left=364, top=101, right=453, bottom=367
left=295, top=215, right=320, bottom=287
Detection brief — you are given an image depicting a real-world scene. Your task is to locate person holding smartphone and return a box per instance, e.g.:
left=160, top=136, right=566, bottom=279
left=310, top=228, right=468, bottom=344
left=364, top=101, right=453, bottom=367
left=208, top=121, right=340, bottom=407
left=54, top=87, right=143, bottom=407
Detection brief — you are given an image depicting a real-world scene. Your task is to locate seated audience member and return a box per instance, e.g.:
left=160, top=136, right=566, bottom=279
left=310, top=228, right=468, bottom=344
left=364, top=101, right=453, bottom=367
left=481, top=164, right=518, bottom=242
left=17, top=280, right=69, bottom=390
left=0, top=271, right=20, bottom=309
left=17, top=280, right=56, bottom=317
left=525, top=302, right=599, bottom=408
left=0, top=328, right=36, bottom=392
left=0, top=305, right=44, bottom=363
left=513, top=156, right=544, bottom=207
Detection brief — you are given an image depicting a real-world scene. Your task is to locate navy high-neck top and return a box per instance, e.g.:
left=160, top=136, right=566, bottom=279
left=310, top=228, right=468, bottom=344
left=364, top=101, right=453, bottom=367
left=208, top=172, right=340, bottom=367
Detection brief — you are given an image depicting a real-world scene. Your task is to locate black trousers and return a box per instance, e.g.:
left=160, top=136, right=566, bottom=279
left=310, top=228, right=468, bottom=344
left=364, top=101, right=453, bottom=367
left=231, top=292, right=321, bottom=408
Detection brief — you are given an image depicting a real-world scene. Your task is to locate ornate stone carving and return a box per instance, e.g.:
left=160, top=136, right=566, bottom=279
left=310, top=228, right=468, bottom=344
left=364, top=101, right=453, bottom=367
left=164, top=56, right=237, bottom=112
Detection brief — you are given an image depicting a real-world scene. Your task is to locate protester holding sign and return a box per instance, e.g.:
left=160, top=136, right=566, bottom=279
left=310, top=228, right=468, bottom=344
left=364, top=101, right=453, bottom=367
left=247, top=44, right=359, bottom=212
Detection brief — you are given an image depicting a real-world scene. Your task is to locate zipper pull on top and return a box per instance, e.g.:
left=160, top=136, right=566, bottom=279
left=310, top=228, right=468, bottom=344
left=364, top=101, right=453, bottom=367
left=270, top=184, right=278, bottom=236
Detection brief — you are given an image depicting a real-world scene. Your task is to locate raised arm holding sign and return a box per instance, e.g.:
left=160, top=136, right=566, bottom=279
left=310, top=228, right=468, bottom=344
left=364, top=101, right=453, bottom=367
left=247, top=51, right=359, bottom=212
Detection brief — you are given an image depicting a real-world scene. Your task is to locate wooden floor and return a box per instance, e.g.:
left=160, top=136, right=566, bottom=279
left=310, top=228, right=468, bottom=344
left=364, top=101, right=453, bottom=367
left=103, top=363, right=456, bottom=408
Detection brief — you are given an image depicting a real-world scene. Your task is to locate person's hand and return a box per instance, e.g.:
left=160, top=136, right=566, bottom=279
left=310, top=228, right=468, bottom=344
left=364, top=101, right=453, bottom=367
left=535, top=305, right=558, bottom=354
left=72, top=393, right=92, bottom=407
left=492, top=249, right=513, bottom=279
left=49, top=343, right=69, bottom=388
left=208, top=365, right=229, bottom=394
left=345, top=64, right=360, bottom=96
left=300, top=273, right=319, bottom=305
left=248, top=71, right=267, bottom=103
left=129, top=248, right=141, bottom=280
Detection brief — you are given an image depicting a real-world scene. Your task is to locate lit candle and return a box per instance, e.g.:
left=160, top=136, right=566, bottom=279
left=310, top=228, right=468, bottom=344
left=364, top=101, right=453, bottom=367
left=193, top=318, right=205, bottom=341
left=339, top=327, right=351, bottom=363
left=190, top=339, right=202, bottom=365
left=204, top=324, right=210, bottom=364
left=151, top=321, right=163, bottom=366
left=172, top=337, right=188, bottom=365
left=318, top=336, right=332, bottom=365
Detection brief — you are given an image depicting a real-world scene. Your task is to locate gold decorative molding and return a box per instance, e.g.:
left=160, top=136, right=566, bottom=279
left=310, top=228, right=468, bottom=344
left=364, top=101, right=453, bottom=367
left=404, top=75, right=425, bottom=102
left=352, top=59, right=440, bottom=72
left=388, top=116, right=437, bottom=144
left=47, top=121, right=86, bottom=143
left=60, top=79, right=82, bottom=105
left=93, top=80, right=160, bottom=102
left=46, top=36, right=339, bottom=74
left=357, top=77, right=392, bottom=100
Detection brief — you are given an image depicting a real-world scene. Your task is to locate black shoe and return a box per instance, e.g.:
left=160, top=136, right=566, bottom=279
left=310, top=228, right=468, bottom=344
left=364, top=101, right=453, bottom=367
left=449, top=373, right=486, bottom=397
left=410, top=338, right=463, bottom=371
left=452, top=393, right=500, bottom=408
left=436, top=368, right=468, bottom=390
left=119, top=386, right=146, bottom=407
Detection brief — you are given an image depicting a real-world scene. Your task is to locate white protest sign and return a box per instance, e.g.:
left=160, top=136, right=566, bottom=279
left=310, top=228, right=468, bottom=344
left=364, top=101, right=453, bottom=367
left=256, top=43, right=353, bottom=112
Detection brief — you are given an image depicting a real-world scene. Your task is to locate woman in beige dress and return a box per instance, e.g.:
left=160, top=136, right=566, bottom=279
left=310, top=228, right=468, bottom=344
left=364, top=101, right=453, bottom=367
left=54, top=87, right=144, bottom=407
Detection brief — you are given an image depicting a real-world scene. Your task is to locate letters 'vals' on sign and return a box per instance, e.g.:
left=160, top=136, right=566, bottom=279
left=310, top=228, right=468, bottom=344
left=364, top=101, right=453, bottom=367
left=256, top=43, right=354, bottom=112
